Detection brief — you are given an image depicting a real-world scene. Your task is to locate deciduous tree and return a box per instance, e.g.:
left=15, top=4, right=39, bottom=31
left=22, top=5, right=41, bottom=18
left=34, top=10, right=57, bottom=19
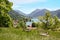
left=0, top=0, right=13, bottom=27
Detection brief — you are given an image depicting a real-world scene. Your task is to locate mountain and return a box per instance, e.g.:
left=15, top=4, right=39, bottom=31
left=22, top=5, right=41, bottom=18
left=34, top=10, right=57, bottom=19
left=28, top=9, right=49, bottom=18
left=8, top=9, right=60, bottom=19
left=9, top=10, right=27, bottom=20
left=55, top=9, right=60, bottom=18
left=50, top=9, right=60, bottom=18
left=14, top=10, right=27, bottom=16
left=28, top=9, right=60, bottom=18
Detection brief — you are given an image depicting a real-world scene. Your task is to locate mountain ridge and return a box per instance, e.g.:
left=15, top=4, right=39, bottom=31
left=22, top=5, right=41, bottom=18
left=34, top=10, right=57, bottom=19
left=9, top=9, right=60, bottom=19
left=8, top=10, right=27, bottom=20
left=28, top=9, right=60, bottom=18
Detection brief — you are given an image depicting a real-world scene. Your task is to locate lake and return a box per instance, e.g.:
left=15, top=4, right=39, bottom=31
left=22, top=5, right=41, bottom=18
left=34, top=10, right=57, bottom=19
left=26, top=18, right=40, bottom=26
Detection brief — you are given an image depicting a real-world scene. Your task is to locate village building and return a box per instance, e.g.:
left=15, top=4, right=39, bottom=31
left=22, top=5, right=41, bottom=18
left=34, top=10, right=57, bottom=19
left=13, top=20, right=19, bottom=27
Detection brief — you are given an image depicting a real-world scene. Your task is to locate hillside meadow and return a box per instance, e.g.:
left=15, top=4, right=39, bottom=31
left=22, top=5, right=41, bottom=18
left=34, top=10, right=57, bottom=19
left=0, top=27, right=60, bottom=40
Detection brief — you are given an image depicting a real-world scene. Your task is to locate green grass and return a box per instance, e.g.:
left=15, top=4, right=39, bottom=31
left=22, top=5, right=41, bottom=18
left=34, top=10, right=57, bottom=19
left=0, top=27, right=60, bottom=40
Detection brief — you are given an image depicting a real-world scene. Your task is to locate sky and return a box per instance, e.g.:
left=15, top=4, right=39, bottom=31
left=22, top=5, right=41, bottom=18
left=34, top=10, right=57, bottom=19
left=9, top=0, right=60, bottom=14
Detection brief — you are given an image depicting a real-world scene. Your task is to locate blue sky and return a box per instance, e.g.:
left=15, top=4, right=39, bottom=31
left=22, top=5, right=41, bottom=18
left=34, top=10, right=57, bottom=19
left=9, top=0, right=60, bottom=14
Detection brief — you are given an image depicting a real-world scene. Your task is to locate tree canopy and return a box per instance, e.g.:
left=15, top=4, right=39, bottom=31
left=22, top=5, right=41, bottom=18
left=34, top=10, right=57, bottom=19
left=0, top=0, right=13, bottom=27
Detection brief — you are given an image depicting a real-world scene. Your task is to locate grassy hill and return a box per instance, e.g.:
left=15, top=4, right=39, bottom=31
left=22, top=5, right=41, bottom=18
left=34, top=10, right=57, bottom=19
left=8, top=10, right=26, bottom=20
left=0, top=27, right=60, bottom=40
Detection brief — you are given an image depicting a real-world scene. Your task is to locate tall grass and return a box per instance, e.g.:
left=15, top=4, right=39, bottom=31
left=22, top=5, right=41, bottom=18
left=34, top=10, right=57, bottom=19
left=0, top=27, right=60, bottom=40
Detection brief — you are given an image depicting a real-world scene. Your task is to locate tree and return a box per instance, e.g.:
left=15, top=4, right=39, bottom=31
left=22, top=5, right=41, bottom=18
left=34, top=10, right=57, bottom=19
left=0, top=0, right=13, bottom=27
left=38, top=11, right=53, bottom=30
left=41, top=11, right=52, bottom=29
left=38, top=11, right=60, bottom=30
left=53, top=16, right=60, bottom=29
left=44, top=11, right=51, bottom=29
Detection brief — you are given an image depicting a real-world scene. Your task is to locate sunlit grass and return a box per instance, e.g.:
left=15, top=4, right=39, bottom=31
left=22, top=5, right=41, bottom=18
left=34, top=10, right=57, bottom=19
left=0, top=27, right=60, bottom=40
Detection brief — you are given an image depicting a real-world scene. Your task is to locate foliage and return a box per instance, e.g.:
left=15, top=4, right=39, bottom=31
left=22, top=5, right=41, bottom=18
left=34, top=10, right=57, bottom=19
left=32, top=22, right=36, bottom=27
left=39, top=11, right=52, bottom=30
left=38, top=11, right=60, bottom=30
left=0, top=0, right=13, bottom=27
left=53, top=16, right=60, bottom=30
left=17, top=20, right=26, bottom=29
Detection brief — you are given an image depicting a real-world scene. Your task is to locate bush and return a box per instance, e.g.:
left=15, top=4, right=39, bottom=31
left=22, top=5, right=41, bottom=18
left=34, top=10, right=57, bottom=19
left=17, top=20, right=26, bottom=29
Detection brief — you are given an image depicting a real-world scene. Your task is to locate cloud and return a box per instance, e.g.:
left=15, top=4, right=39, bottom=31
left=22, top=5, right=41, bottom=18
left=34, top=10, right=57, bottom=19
left=9, top=0, right=47, bottom=4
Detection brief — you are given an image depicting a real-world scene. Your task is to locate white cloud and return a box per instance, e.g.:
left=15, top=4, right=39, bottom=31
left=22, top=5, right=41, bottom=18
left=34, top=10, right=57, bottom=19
left=45, top=8, right=60, bottom=11
left=9, top=0, right=47, bottom=4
